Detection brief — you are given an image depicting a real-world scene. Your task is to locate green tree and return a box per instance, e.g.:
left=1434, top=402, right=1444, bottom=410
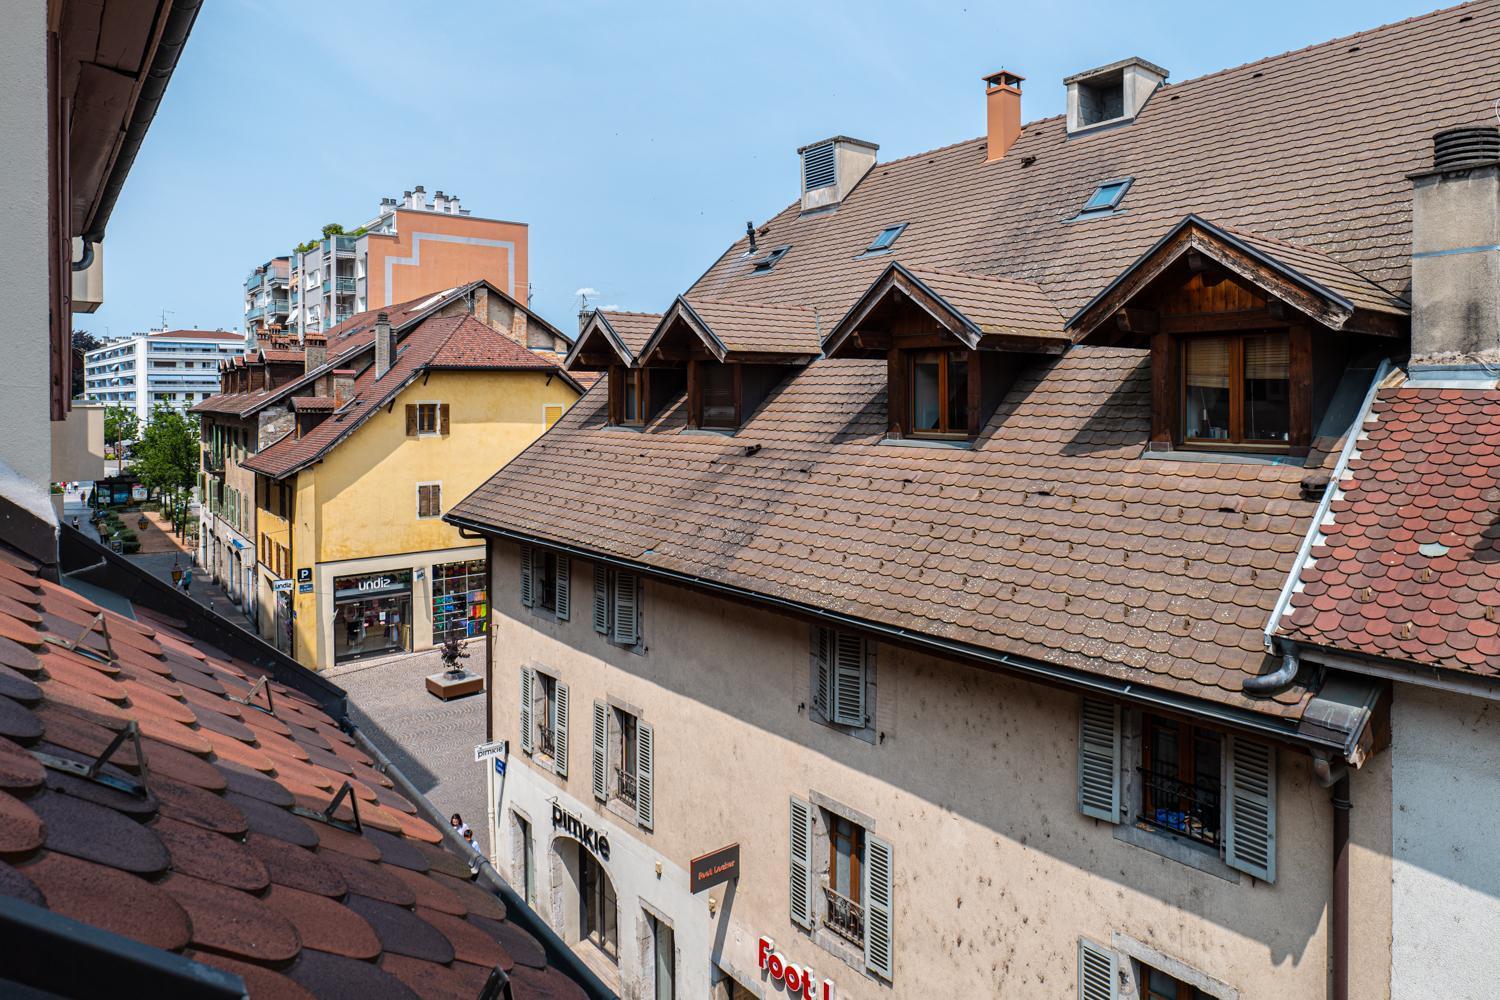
left=134, top=405, right=200, bottom=537
left=321, top=222, right=345, bottom=237
left=71, top=330, right=101, bottom=398
left=103, top=404, right=138, bottom=463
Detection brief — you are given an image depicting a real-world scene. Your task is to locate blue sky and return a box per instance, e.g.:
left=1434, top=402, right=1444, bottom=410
left=78, top=0, right=1438, bottom=340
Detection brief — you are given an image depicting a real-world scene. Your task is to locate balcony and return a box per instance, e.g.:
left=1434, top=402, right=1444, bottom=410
left=334, top=235, right=356, bottom=257
left=246, top=306, right=264, bottom=321
left=246, top=272, right=263, bottom=291
left=536, top=724, right=555, bottom=758
left=1137, top=768, right=1220, bottom=847
left=322, top=276, right=355, bottom=294
left=203, top=451, right=224, bottom=475
left=821, top=886, right=865, bottom=946
left=614, top=768, right=637, bottom=808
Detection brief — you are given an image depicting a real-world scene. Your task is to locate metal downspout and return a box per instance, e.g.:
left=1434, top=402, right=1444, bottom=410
left=1331, top=773, right=1352, bottom=1000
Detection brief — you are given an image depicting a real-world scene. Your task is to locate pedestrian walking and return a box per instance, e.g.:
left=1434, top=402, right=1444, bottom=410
left=463, top=829, right=481, bottom=854
left=450, top=813, right=472, bottom=838
left=180, top=567, right=193, bottom=595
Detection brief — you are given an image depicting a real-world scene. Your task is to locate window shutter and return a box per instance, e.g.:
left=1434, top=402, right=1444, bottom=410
left=612, top=572, right=639, bottom=646
left=519, top=667, right=534, bottom=755
left=592, top=565, right=610, bottom=634
left=555, top=556, right=571, bottom=620
left=552, top=681, right=569, bottom=778
left=831, top=632, right=867, bottom=727
left=405, top=404, right=417, bottom=436
left=591, top=701, right=608, bottom=802
left=788, top=796, right=814, bottom=930
left=519, top=546, right=534, bottom=607
left=864, top=834, right=895, bottom=980
left=636, top=721, right=654, bottom=830
left=439, top=403, right=451, bottom=434
left=812, top=628, right=831, bottom=717
left=1077, top=938, right=1117, bottom=1000
left=1225, top=736, right=1276, bottom=882
left=1077, top=697, right=1121, bottom=823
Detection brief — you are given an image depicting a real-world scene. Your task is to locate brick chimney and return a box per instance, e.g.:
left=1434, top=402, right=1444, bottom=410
left=332, top=369, right=355, bottom=406
left=983, top=70, right=1024, bottom=161
left=1411, top=126, right=1500, bottom=366
left=303, top=331, right=327, bottom=374
left=374, top=312, right=394, bottom=378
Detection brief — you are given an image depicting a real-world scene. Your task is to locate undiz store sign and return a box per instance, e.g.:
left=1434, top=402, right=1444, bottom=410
left=758, top=937, right=834, bottom=1000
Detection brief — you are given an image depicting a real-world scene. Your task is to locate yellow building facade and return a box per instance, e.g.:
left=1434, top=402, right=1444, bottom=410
left=256, top=367, right=578, bottom=670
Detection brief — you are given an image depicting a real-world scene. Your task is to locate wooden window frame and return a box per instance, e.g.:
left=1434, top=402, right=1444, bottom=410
left=415, top=402, right=441, bottom=436
left=416, top=481, right=442, bottom=519
left=907, top=348, right=969, bottom=439
left=1139, top=713, right=1222, bottom=848
left=828, top=814, right=865, bottom=906
left=697, top=362, right=742, bottom=431
left=1176, top=329, right=1294, bottom=452
left=1141, top=962, right=1210, bottom=1000
left=621, top=369, right=647, bottom=427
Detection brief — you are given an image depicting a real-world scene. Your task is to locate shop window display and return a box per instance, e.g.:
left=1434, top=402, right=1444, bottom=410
left=433, top=559, right=488, bottom=641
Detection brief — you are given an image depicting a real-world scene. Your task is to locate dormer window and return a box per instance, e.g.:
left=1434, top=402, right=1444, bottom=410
left=1077, top=178, right=1132, bottom=217
left=861, top=224, right=908, bottom=257
left=700, top=364, right=738, bottom=429
left=607, top=366, right=684, bottom=428
left=620, top=370, right=646, bottom=426
left=911, top=350, right=969, bottom=437
left=753, top=246, right=791, bottom=273
left=1182, top=333, right=1289, bottom=445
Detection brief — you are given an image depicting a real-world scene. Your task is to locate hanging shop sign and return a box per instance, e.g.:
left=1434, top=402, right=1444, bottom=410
left=551, top=802, right=610, bottom=862
left=758, top=938, right=834, bottom=1000
left=333, top=570, right=412, bottom=601
left=473, top=740, right=507, bottom=763
left=272, top=579, right=294, bottom=593
left=690, top=843, right=740, bottom=893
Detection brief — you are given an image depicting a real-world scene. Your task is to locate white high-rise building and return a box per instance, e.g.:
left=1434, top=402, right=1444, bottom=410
left=82, top=329, right=247, bottom=422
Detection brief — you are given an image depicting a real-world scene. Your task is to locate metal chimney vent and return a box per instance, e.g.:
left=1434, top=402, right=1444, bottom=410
left=803, top=142, right=837, bottom=192
left=1433, top=126, right=1500, bottom=171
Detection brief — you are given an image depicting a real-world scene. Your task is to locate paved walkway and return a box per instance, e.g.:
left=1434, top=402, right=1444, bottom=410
left=328, top=645, right=490, bottom=854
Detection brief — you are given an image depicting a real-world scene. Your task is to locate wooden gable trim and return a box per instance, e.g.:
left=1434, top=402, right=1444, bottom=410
left=825, top=263, right=981, bottom=359
left=566, top=314, right=634, bottom=372
left=638, top=299, right=727, bottom=366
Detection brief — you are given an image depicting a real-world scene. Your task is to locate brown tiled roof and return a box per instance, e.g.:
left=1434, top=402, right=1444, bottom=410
left=660, top=298, right=823, bottom=358
left=689, top=3, right=1498, bottom=319
left=1223, top=226, right=1410, bottom=316
left=191, top=390, right=279, bottom=419
left=1279, top=381, right=1500, bottom=674
left=451, top=348, right=1317, bottom=716
left=147, top=330, right=245, bottom=342
left=292, top=397, right=336, bottom=412
left=0, top=553, right=582, bottom=999
left=243, top=316, right=578, bottom=480
left=565, top=311, right=662, bottom=370
left=261, top=349, right=307, bottom=364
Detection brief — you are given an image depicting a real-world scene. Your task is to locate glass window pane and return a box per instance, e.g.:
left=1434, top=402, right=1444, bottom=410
left=946, top=352, right=969, bottom=433
left=1243, top=332, right=1290, bottom=442
left=622, top=374, right=640, bottom=422
left=912, top=353, right=941, bottom=431
left=1085, top=182, right=1125, bottom=211
left=1184, top=337, right=1231, bottom=440
left=702, top=365, right=736, bottom=427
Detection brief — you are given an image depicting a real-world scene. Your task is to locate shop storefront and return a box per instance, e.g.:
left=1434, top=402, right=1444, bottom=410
left=432, top=558, right=488, bottom=641
left=333, top=569, right=413, bottom=662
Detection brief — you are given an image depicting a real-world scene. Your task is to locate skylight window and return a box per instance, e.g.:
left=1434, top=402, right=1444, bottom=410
left=753, top=246, right=791, bottom=272
left=861, top=223, right=908, bottom=257
left=1078, top=177, right=1133, bottom=216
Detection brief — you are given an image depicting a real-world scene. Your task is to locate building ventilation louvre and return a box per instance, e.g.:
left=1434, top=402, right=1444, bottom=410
left=1433, top=126, right=1500, bottom=171
left=803, top=142, right=838, bottom=192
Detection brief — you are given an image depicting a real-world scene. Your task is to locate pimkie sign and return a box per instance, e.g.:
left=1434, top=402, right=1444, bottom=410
left=758, top=937, right=834, bottom=1000
left=551, top=802, right=610, bottom=862
left=690, top=843, right=739, bottom=893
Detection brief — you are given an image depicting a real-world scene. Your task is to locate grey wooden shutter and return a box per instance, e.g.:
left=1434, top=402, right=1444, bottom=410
left=864, top=834, right=895, bottom=980
left=788, top=796, right=814, bottom=929
left=519, top=546, right=534, bottom=607
left=612, top=572, right=639, bottom=646
left=832, top=632, right=866, bottom=727
left=812, top=628, right=831, bottom=717
left=592, top=564, right=610, bottom=634
left=519, top=667, right=534, bottom=755
left=1077, top=938, right=1117, bottom=1000
left=1225, top=736, right=1276, bottom=882
left=591, top=700, right=608, bottom=802
left=1077, top=697, right=1122, bottom=823
left=636, top=722, right=654, bottom=830
left=554, top=556, right=571, bottom=620
left=552, top=681, right=569, bottom=778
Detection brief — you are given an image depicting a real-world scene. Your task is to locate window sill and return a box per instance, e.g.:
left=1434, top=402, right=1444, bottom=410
left=809, top=711, right=876, bottom=746
left=1112, top=821, right=1240, bottom=883
left=1141, top=448, right=1304, bottom=467
left=878, top=437, right=970, bottom=450
left=602, top=424, right=645, bottom=433
left=681, top=427, right=737, bottom=437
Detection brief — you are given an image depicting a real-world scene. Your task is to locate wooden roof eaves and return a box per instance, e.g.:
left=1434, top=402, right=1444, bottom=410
left=823, top=261, right=982, bottom=358
left=638, top=297, right=728, bottom=365
left=1067, top=214, right=1361, bottom=338
left=565, top=313, right=635, bottom=372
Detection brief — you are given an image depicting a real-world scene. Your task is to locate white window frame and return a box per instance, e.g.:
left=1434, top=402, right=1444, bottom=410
left=414, top=400, right=442, bottom=437
left=415, top=481, right=442, bottom=519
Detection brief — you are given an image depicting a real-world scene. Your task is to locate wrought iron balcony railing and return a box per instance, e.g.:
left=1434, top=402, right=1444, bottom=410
left=821, top=885, right=864, bottom=945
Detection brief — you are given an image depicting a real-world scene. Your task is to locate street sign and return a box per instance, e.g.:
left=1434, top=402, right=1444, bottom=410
left=494, top=757, right=505, bottom=775
left=298, top=582, right=313, bottom=594
left=296, top=568, right=311, bottom=583
left=474, top=740, right=507, bottom=763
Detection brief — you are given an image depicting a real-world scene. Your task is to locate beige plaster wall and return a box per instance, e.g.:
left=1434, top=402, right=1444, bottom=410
left=489, top=539, right=1389, bottom=999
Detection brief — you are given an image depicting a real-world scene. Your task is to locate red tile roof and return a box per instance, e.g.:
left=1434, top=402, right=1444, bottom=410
left=1279, top=382, right=1500, bottom=674
left=146, top=330, right=245, bottom=342
left=243, top=315, right=578, bottom=480
left=0, top=552, right=583, bottom=998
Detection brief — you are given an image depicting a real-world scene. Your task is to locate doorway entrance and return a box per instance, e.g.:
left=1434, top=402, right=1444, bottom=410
left=332, top=569, right=413, bottom=662
left=581, top=849, right=618, bottom=962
